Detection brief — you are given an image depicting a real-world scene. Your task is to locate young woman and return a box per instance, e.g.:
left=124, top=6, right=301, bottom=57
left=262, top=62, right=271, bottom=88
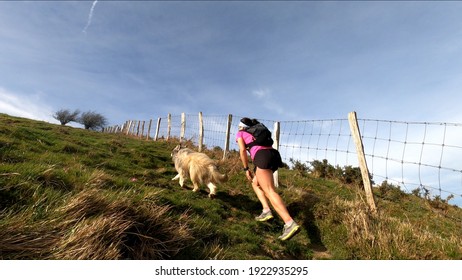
left=236, top=117, right=300, bottom=241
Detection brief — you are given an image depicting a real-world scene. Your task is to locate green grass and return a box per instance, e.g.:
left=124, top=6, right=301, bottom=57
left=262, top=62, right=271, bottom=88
left=1, top=113, right=461, bottom=260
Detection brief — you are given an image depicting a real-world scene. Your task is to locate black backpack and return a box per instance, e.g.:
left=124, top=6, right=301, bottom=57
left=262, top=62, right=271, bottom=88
left=244, top=123, right=274, bottom=148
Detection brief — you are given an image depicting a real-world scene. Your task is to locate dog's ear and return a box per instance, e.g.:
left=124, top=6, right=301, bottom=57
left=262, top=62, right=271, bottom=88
left=171, top=145, right=181, bottom=157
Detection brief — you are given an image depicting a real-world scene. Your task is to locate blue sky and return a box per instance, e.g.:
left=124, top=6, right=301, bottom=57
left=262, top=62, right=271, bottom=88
left=2, top=1, right=462, bottom=126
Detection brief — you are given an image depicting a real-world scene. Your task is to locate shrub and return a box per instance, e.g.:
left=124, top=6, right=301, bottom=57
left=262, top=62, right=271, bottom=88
left=290, top=158, right=310, bottom=175
left=428, top=194, right=454, bottom=213
left=342, top=165, right=363, bottom=186
left=78, top=111, right=108, bottom=130
left=53, top=109, right=80, bottom=126
left=308, top=159, right=365, bottom=188
left=310, top=159, right=336, bottom=178
left=377, top=180, right=405, bottom=202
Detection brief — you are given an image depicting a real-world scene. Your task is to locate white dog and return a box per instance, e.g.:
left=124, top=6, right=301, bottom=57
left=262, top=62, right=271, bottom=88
left=171, top=145, right=228, bottom=198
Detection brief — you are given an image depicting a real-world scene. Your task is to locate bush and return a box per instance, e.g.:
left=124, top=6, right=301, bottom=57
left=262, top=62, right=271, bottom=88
left=377, top=180, right=405, bottom=202
left=342, top=165, right=363, bottom=186
left=308, top=159, right=365, bottom=187
left=52, top=109, right=80, bottom=126
left=290, top=158, right=310, bottom=175
left=78, top=111, right=108, bottom=130
left=310, top=159, right=337, bottom=178
left=428, top=194, right=454, bottom=213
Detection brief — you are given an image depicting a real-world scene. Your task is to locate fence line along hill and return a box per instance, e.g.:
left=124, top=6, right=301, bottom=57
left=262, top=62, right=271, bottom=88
left=106, top=111, right=462, bottom=207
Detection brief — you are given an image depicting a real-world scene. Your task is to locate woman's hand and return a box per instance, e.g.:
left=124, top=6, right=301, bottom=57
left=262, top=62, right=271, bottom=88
left=245, top=170, right=253, bottom=182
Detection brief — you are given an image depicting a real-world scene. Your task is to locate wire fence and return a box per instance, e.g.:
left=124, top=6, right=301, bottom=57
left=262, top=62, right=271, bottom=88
left=106, top=113, right=462, bottom=206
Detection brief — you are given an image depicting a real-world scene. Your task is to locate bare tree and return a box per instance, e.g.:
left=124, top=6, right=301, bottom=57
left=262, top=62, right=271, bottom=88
left=78, top=110, right=108, bottom=130
left=53, top=109, right=80, bottom=125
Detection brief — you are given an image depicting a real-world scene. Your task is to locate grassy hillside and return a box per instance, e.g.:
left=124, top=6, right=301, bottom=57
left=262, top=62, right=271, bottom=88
left=1, top=113, right=461, bottom=260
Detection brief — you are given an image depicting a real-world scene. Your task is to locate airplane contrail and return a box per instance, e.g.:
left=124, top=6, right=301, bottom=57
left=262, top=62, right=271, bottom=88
left=82, top=0, right=98, bottom=34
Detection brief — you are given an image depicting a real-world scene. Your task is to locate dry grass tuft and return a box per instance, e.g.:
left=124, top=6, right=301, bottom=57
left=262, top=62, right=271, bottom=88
left=326, top=197, right=462, bottom=259
left=0, top=211, right=59, bottom=259
left=0, top=188, right=195, bottom=260
left=54, top=188, right=194, bottom=259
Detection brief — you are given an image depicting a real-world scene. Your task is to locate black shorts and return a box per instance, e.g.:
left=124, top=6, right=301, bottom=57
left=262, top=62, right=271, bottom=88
left=253, top=149, right=283, bottom=172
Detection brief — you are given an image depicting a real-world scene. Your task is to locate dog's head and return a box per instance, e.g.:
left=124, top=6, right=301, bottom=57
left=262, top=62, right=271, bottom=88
left=171, top=144, right=182, bottom=158
left=171, top=144, right=191, bottom=157
left=171, top=145, right=195, bottom=160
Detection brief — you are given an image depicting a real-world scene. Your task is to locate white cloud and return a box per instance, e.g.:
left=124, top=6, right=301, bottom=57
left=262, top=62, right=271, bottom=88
left=251, top=88, right=299, bottom=119
left=252, top=88, right=270, bottom=99
left=0, top=88, right=57, bottom=124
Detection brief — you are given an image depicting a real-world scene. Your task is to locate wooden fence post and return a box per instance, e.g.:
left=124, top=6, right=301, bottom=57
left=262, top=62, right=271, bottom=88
left=198, top=112, right=204, bottom=152
left=136, top=121, right=141, bottom=137
left=348, top=111, right=377, bottom=213
left=154, top=118, right=161, bottom=141
left=223, top=114, right=233, bottom=160
left=131, top=120, right=135, bottom=136
left=167, top=114, right=172, bottom=140
left=180, top=113, right=186, bottom=142
left=128, top=121, right=132, bottom=135
left=122, top=121, right=127, bottom=134
left=146, top=119, right=152, bottom=140
left=125, top=121, right=132, bottom=135
left=140, top=121, right=145, bottom=139
left=273, top=121, right=280, bottom=188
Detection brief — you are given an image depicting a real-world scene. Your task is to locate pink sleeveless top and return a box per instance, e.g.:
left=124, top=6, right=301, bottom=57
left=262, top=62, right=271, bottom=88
left=236, top=130, right=272, bottom=160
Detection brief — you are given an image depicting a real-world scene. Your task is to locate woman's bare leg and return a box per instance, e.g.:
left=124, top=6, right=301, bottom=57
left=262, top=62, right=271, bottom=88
left=252, top=176, right=271, bottom=211
left=255, top=167, right=292, bottom=223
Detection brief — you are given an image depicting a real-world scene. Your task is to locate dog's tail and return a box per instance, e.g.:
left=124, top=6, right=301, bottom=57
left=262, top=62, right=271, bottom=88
left=210, top=165, right=228, bottom=183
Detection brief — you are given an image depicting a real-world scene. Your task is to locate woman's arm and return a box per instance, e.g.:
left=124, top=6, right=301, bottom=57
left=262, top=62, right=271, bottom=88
left=237, top=137, right=253, bottom=181
left=237, top=138, right=248, bottom=168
